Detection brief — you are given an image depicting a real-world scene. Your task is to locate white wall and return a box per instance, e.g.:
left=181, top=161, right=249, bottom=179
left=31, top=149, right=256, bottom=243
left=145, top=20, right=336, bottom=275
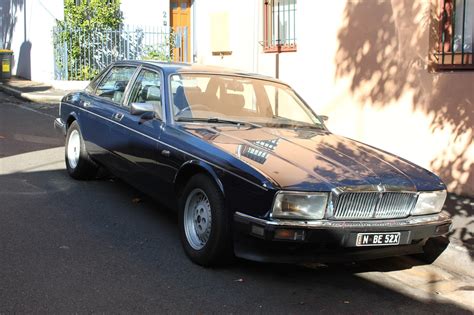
left=194, top=0, right=259, bottom=72
left=120, top=0, right=169, bottom=27
left=0, top=0, right=63, bottom=82
left=0, top=0, right=169, bottom=82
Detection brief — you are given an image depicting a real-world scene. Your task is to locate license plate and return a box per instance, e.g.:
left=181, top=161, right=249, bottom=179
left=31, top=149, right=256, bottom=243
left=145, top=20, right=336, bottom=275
left=356, top=232, right=401, bottom=246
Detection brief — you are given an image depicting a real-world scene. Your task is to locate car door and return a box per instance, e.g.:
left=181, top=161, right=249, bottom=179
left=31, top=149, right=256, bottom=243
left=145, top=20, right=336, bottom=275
left=82, top=65, right=138, bottom=171
left=117, top=67, right=173, bottom=199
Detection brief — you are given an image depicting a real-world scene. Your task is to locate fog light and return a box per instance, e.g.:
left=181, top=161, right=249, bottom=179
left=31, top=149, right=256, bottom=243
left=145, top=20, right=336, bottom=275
left=251, top=224, right=265, bottom=237
left=274, top=229, right=305, bottom=241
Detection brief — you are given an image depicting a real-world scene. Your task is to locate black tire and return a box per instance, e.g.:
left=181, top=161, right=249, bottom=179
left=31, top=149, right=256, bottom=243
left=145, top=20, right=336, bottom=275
left=65, top=120, right=98, bottom=180
left=178, top=173, right=233, bottom=267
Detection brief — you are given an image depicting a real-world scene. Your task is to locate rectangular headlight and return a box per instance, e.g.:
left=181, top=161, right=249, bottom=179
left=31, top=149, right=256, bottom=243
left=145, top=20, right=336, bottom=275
left=411, top=190, right=447, bottom=216
left=271, top=192, right=328, bottom=220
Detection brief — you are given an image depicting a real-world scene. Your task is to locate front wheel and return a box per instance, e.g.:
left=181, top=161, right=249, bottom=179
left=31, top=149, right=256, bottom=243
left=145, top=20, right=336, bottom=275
left=178, top=174, right=233, bottom=267
left=65, top=121, right=98, bottom=180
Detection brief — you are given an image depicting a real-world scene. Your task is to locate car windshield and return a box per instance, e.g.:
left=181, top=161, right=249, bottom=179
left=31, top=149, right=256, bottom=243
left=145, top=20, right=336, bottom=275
left=170, top=73, right=324, bottom=129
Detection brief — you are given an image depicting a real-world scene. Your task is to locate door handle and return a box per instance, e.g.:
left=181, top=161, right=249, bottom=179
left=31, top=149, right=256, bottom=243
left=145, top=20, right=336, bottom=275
left=161, top=149, right=171, bottom=157
left=113, top=112, right=124, bottom=121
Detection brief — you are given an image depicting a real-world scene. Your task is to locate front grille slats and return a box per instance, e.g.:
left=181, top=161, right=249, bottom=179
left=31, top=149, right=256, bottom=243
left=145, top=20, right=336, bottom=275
left=333, top=192, right=417, bottom=220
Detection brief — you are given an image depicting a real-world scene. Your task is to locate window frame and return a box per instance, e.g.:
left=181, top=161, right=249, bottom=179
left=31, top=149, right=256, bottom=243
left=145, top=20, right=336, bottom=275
left=432, top=0, right=474, bottom=71
left=263, top=0, right=297, bottom=53
left=167, top=72, right=325, bottom=129
left=93, top=65, right=138, bottom=106
left=125, top=67, right=164, bottom=119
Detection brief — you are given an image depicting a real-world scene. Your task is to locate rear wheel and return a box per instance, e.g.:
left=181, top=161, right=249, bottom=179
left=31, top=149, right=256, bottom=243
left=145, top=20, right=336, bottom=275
left=65, top=121, right=98, bottom=180
left=178, top=174, right=233, bottom=266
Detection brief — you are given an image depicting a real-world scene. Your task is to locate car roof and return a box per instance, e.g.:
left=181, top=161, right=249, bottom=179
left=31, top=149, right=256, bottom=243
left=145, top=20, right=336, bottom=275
left=112, top=60, right=281, bottom=83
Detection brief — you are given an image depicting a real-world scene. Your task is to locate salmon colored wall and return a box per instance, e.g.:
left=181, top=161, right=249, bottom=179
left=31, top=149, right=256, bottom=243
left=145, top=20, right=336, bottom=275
left=324, top=0, right=473, bottom=196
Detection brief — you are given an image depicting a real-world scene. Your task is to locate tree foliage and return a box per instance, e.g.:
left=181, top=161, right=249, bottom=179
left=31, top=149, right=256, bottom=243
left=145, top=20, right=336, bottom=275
left=55, top=0, right=124, bottom=80
left=61, top=0, right=123, bottom=30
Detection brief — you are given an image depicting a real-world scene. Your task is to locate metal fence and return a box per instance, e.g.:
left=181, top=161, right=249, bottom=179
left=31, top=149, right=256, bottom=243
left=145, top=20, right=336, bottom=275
left=53, top=25, right=188, bottom=80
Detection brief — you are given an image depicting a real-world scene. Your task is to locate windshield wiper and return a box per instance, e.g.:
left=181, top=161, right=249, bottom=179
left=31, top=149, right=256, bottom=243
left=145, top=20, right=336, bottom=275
left=176, top=117, right=262, bottom=128
left=270, top=117, right=324, bottom=130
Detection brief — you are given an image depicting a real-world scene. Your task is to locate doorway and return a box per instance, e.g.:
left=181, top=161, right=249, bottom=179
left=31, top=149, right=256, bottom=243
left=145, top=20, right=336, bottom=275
left=170, top=0, right=191, bottom=62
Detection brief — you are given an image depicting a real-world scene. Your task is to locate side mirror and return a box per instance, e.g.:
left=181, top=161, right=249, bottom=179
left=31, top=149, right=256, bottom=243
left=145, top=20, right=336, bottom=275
left=130, top=102, right=155, bottom=116
left=319, top=115, right=329, bottom=122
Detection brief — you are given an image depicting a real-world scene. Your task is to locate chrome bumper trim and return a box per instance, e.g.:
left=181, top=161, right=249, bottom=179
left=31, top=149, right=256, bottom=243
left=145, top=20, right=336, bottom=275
left=54, top=118, right=66, bottom=136
left=234, top=211, right=452, bottom=229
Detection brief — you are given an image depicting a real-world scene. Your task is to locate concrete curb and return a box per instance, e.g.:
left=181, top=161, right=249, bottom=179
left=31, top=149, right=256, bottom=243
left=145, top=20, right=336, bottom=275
left=0, top=83, right=63, bottom=104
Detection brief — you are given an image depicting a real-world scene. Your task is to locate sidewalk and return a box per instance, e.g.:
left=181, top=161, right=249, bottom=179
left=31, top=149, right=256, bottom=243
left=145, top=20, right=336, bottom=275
left=1, top=76, right=473, bottom=278
left=428, top=194, right=474, bottom=278
left=0, top=77, right=77, bottom=104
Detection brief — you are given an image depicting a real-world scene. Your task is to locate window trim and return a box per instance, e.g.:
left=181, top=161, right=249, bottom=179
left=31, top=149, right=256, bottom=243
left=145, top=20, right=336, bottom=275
left=432, top=0, right=474, bottom=71
left=93, top=65, right=138, bottom=106
left=123, top=66, right=165, bottom=121
left=263, top=0, right=297, bottom=53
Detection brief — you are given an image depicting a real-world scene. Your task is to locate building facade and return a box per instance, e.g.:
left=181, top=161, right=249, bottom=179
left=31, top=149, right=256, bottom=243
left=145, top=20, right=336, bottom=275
left=192, top=0, right=474, bottom=197
left=0, top=0, right=63, bottom=82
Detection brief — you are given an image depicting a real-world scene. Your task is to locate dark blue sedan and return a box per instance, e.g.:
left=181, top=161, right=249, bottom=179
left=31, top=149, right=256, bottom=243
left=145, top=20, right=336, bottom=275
left=54, top=61, right=451, bottom=266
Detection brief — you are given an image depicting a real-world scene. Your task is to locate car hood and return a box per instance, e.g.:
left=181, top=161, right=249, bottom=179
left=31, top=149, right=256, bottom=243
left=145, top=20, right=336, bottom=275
left=181, top=124, right=445, bottom=192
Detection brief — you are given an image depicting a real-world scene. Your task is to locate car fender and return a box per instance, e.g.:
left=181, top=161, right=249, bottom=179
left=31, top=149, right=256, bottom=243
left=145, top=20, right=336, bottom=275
left=65, top=110, right=80, bottom=130
left=174, top=159, right=225, bottom=197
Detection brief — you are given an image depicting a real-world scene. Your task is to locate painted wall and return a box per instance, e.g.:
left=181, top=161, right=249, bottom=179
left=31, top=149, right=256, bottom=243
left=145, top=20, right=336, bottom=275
left=194, top=0, right=474, bottom=197
left=120, top=0, right=169, bottom=27
left=0, top=0, right=169, bottom=82
left=0, top=0, right=63, bottom=82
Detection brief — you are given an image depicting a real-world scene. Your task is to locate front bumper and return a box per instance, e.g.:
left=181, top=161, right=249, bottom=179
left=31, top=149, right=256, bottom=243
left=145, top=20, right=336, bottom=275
left=233, top=211, right=452, bottom=263
left=54, top=118, right=66, bottom=136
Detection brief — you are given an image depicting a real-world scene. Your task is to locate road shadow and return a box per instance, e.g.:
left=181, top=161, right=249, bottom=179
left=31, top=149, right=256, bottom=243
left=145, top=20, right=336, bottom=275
left=0, top=99, right=61, bottom=158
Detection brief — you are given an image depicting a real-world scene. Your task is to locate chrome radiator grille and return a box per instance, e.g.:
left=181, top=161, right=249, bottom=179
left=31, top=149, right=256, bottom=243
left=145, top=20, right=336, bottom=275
left=332, top=192, right=418, bottom=220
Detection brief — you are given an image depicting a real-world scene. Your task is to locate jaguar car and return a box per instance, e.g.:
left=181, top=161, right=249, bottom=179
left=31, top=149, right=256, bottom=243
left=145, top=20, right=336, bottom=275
left=54, top=61, right=452, bottom=266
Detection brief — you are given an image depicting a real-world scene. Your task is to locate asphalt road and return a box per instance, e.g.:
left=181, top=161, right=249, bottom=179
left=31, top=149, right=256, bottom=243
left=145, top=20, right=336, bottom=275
left=0, top=92, right=473, bottom=313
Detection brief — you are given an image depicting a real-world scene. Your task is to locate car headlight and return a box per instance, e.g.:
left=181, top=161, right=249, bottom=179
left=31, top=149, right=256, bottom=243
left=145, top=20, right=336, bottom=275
left=271, top=192, right=328, bottom=220
left=411, top=190, right=447, bottom=215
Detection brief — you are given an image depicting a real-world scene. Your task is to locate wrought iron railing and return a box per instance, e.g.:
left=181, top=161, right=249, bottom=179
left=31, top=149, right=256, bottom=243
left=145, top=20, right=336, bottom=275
left=435, top=0, right=473, bottom=69
left=53, top=25, right=188, bottom=80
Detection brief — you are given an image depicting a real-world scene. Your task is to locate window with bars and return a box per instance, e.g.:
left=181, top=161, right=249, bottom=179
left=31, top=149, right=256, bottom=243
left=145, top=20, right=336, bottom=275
left=263, top=0, right=296, bottom=52
left=434, top=0, right=473, bottom=70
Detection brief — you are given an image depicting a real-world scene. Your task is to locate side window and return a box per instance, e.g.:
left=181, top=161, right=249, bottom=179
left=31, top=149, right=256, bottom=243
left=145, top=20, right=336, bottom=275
left=95, top=66, right=136, bottom=104
left=128, top=69, right=162, bottom=111
left=85, top=66, right=109, bottom=94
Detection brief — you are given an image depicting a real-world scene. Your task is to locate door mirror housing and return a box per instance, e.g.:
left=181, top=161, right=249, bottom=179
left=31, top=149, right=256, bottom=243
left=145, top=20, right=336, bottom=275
left=130, top=102, right=155, bottom=116
left=319, top=115, right=329, bottom=122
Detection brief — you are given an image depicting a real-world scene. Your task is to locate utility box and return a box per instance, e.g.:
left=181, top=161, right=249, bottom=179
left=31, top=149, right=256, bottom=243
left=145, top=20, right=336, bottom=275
left=0, top=50, right=13, bottom=80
